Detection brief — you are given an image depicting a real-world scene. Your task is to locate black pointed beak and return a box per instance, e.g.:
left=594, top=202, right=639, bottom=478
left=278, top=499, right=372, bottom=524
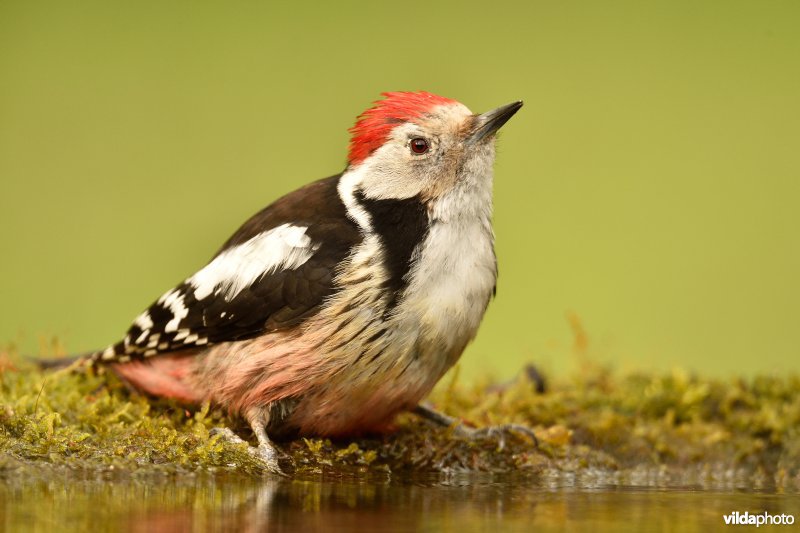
left=468, top=100, right=523, bottom=144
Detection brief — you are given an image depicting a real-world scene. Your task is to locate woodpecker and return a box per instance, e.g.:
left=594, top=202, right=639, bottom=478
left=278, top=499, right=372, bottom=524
left=78, top=91, right=524, bottom=471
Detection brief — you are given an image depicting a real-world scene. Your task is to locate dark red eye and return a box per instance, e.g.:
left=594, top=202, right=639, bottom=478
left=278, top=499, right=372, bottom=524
left=410, top=137, right=429, bottom=154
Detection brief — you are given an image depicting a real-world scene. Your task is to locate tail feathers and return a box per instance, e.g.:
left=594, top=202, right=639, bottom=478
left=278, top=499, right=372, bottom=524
left=34, top=340, right=149, bottom=369
left=90, top=341, right=128, bottom=363
left=29, top=351, right=95, bottom=370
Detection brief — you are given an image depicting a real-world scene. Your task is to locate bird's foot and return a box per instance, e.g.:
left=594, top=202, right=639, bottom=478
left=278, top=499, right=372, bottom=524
left=454, top=423, right=539, bottom=451
left=209, top=426, right=247, bottom=445
left=252, top=441, right=284, bottom=475
left=209, top=427, right=286, bottom=475
left=412, top=404, right=538, bottom=450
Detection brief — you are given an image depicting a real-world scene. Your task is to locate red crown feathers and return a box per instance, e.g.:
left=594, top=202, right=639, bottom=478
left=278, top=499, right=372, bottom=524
left=348, top=91, right=458, bottom=166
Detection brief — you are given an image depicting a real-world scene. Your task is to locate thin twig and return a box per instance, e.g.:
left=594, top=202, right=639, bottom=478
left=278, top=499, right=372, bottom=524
left=34, top=379, right=46, bottom=415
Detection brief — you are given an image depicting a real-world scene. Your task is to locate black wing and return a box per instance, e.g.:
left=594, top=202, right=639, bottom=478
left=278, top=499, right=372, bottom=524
left=97, top=174, right=362, bottom=362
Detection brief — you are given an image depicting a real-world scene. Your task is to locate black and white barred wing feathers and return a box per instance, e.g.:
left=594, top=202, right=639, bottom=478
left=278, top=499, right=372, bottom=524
left=96, top=175, right=360, bottom=363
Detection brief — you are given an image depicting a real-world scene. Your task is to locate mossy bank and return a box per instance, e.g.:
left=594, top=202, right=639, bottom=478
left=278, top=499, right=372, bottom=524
left=0, top=350, right=798, bottom=491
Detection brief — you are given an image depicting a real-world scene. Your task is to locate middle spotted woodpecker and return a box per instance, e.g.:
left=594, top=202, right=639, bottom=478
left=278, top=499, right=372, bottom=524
left=75, top=91, right=527, bottom=472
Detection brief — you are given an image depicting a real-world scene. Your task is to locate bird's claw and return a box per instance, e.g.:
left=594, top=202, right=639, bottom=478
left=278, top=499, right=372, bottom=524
left=209, top=426, right=247, bottom=444
left=455, top=423, right=539, bottom=450
left=209, top=426, right=286, bottom=475
left=252, top=442, right=285, bottom=476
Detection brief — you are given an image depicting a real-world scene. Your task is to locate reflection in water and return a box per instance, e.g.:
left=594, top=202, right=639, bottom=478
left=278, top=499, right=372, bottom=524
left=1, top=471, right=798, bottom=532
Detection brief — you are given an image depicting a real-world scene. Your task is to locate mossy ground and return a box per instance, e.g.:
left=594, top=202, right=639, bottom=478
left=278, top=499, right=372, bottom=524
left=0, top=346, right=798, bottom=490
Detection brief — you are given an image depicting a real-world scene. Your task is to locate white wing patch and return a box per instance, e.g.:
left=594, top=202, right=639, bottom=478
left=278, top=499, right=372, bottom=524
left=189, top=224, right=319, bottom=301
left=98, top=223, right=320, bottom=362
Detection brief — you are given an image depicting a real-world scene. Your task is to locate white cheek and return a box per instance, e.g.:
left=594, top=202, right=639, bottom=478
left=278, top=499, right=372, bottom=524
left=359, top=152, right=427, bottom=200
left=355, top=122, right=435, bottom=200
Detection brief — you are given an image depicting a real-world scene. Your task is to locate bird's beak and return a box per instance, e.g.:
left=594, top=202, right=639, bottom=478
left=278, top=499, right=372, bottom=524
left=468, top=100, right=523, bottom=144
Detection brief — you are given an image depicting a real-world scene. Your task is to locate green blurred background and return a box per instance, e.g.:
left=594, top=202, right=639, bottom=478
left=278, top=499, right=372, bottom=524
left=1, top=1, right=798, bottom=380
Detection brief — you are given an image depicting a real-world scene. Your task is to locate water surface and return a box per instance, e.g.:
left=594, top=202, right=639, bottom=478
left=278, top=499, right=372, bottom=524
left=3, top=472, right=797, bottom=532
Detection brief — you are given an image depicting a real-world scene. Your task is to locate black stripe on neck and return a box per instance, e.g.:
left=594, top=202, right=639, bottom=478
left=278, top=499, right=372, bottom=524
left=354, top=190, right=429, bottom=309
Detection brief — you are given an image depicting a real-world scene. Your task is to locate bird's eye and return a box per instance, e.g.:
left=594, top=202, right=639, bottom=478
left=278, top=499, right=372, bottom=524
left=409, top=137, right=429, bottom=154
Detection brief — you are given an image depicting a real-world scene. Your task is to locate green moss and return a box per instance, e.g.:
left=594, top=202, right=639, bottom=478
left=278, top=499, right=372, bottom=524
left=0, top=349, right=798, bottom=490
